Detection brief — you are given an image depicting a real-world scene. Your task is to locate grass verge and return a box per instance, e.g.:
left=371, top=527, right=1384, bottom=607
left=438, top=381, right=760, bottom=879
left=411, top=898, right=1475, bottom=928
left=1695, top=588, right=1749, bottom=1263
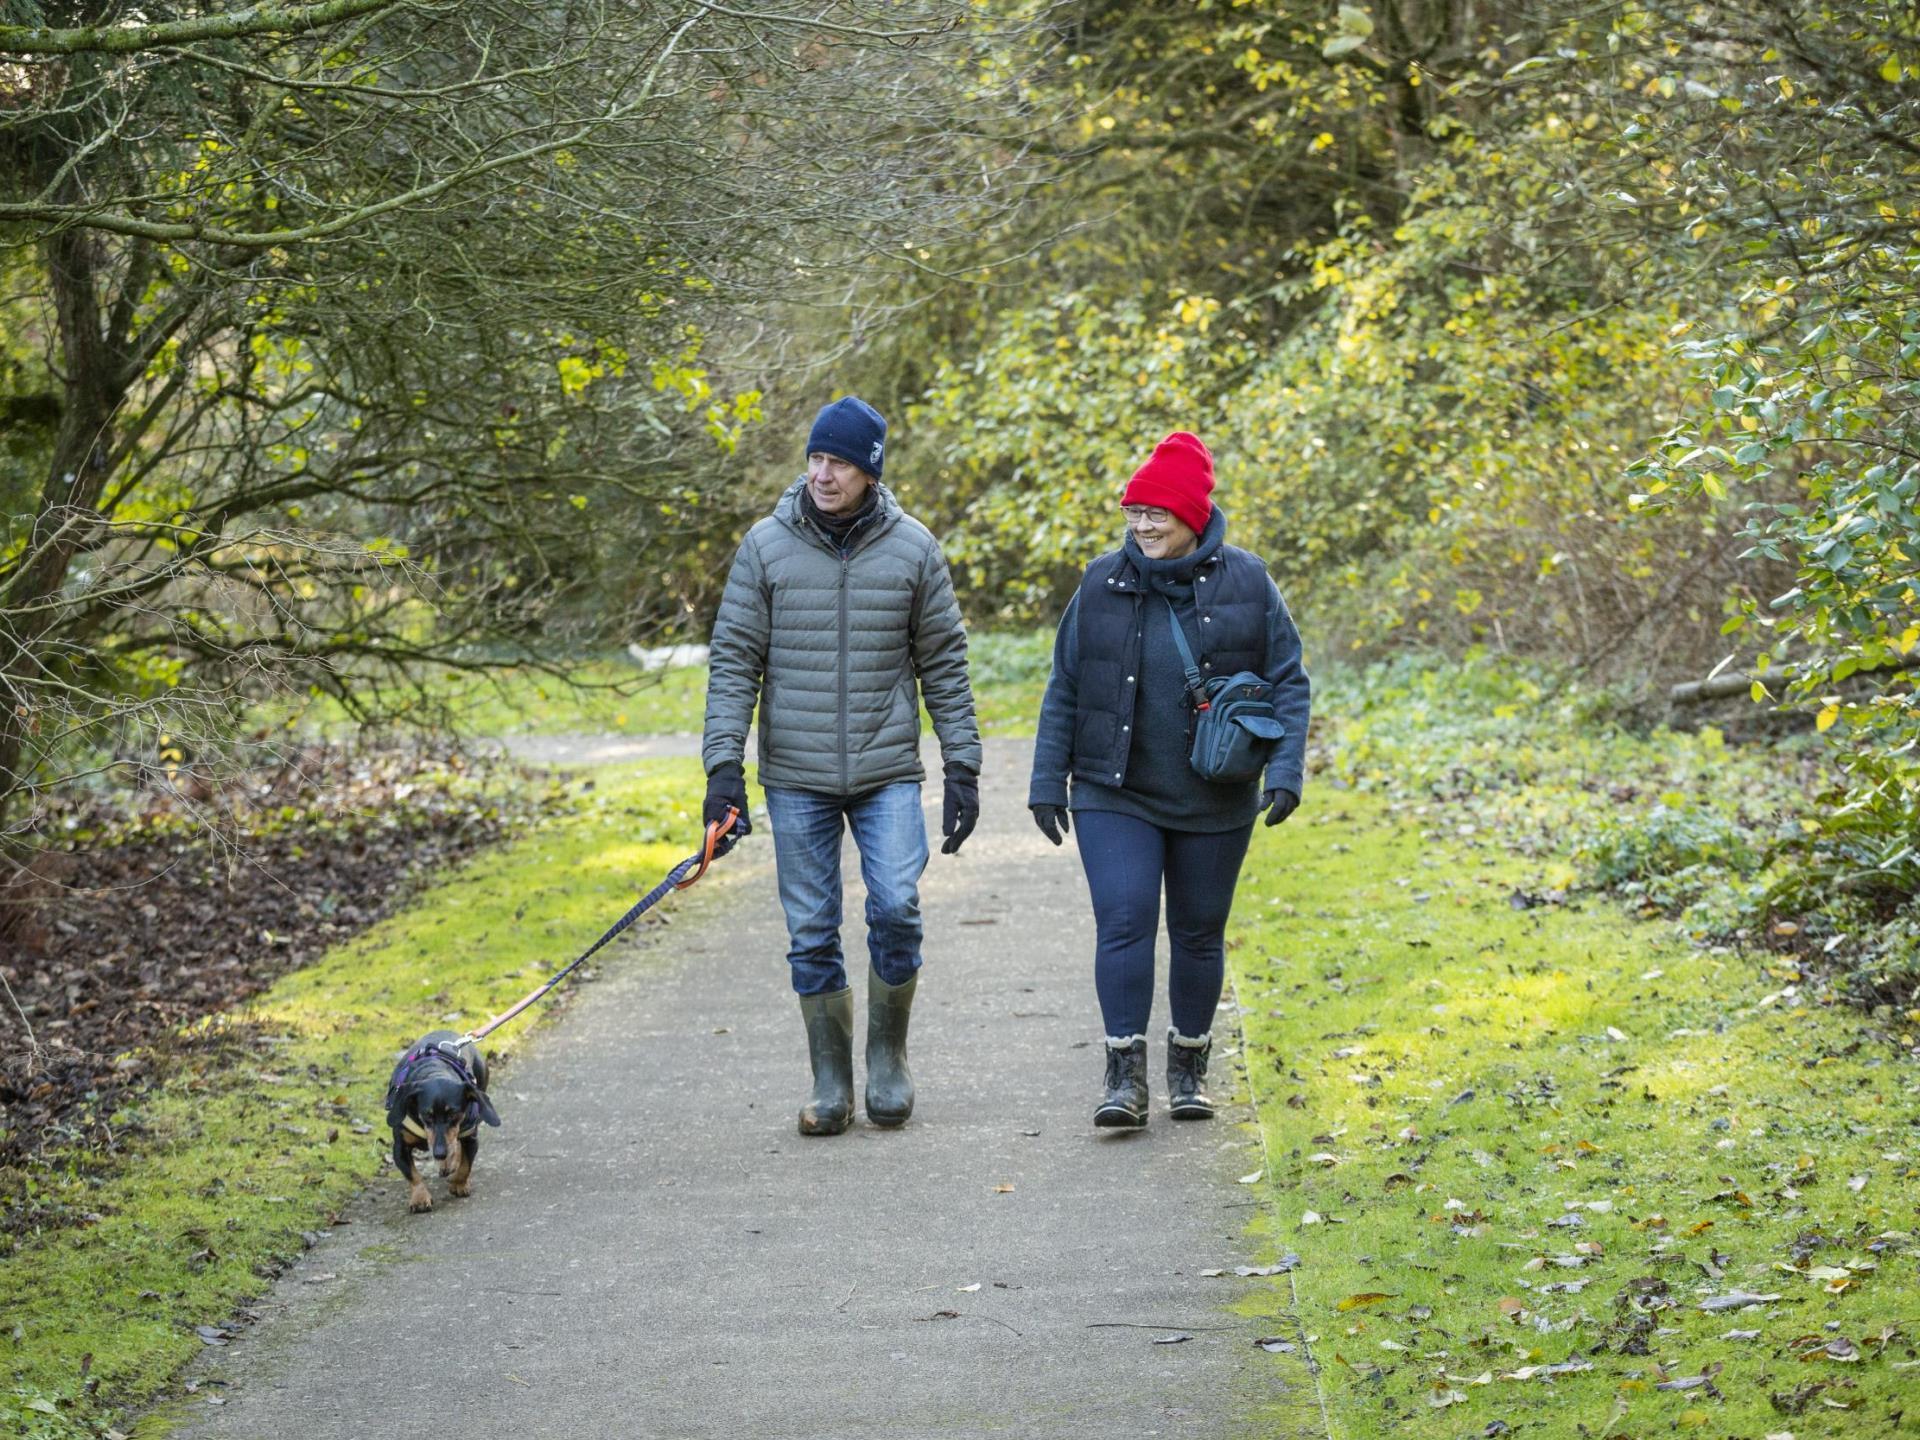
left=3, top=759, right=710, bottom=1439
left=1228, top=787, right=1920, bottom=1439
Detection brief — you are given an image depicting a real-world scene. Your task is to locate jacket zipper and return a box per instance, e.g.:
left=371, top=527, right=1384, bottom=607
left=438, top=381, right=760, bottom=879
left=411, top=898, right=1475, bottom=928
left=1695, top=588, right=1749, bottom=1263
left=838, top=550, right=851, bottom=792
left=791, top=487, right=886, bottom=795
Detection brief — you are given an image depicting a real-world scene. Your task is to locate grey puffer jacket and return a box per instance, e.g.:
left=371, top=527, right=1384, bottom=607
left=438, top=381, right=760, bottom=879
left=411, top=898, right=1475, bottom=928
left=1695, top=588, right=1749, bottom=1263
left=702, top=479, right=982, bottom=795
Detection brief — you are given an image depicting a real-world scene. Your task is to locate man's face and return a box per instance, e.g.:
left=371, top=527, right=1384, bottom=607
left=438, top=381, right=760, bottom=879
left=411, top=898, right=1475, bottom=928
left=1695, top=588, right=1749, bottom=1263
left=807, top=452, right=873, bottom=515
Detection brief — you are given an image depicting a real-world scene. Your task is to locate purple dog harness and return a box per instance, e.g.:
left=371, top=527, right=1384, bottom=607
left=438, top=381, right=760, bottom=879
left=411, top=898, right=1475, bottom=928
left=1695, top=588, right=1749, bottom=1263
left=386, top=1041, right=486, bottom=1139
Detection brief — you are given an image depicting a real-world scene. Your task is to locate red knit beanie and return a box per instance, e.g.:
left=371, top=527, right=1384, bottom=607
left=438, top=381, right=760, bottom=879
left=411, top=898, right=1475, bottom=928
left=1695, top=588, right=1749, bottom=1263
left=1120, top=431, right=1215, bottom=534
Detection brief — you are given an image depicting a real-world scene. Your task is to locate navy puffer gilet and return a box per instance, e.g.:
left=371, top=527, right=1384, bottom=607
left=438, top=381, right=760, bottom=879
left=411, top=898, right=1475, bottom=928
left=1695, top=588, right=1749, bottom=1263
left=1069, top=542, right=1270, bottom=790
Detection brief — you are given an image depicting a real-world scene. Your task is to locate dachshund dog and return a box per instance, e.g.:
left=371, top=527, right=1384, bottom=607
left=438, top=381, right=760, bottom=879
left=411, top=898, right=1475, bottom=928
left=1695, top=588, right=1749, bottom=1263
left=384, top=1031, right=500, bottom=1213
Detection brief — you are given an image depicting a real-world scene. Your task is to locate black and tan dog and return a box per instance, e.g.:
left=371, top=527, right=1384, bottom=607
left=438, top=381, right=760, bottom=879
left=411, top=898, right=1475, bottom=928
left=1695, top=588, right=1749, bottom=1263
left=384, top=1031, right=500, bottom=1213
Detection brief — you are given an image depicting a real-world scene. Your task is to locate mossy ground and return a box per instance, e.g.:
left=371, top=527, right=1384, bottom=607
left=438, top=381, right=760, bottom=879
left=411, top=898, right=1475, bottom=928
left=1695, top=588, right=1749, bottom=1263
left=3, top=760, right=711, bottom=1438
left=1227, top=788, right=1920, bottom=1440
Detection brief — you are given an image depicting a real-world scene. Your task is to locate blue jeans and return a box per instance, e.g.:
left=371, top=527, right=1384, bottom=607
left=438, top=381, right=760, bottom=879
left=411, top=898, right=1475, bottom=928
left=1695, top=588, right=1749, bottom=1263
left=1073, top=810, right=1253, bottom=1039
left=763, top=783, right=929, bottom=996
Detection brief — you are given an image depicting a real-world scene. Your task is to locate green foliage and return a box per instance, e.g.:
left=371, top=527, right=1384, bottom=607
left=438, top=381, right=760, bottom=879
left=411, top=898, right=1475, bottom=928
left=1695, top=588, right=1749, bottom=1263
left=1576, top=803, right=1763, bottom=889
left=891, top=0, right=1920, bottom=918
left=1609, top=1, right=1920, bottom=911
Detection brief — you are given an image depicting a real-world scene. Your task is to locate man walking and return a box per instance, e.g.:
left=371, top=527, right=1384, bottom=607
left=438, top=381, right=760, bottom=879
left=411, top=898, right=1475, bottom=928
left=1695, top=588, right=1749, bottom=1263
left=701, top=396, right=981, bottom=1136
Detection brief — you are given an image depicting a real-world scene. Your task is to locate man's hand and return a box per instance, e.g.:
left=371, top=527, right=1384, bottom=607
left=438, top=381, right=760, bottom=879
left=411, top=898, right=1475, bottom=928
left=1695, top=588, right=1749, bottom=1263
left=941, top=765, right=979, bottom=856
left=1260, top=787, right=1299, bottom=828
left=704, top=762, right=752, bottom=853
left=1031, top=804, right=1070, bottom=847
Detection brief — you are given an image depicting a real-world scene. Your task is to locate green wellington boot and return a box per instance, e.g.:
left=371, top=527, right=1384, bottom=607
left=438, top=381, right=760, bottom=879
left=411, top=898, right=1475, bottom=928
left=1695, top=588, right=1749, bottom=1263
left=864, top=967, right=918, bottom=1126
left=1166, top=1028, right=1215, bottom=1119
left=1094, top=1037, right=1149, bottom=1128
left=797, top=988, right=855, bottom=1136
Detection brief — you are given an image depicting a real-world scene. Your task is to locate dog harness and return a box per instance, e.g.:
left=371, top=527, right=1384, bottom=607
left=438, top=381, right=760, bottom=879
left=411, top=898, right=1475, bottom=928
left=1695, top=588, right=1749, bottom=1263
left=386, top=1040, right=487, bottom=1140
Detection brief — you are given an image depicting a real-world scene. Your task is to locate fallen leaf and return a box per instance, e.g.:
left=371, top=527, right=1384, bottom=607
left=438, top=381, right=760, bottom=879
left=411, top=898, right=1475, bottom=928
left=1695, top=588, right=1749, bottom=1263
left=958, top=1283, right=981, bottom=1293
left=1254, top=1337, right=1296, bottom=1353
left=1431, top=1387, right=1468, bottom=1408
left=1238, top=1171, right=1264, bottom=1185
left=1152, top=1333, right=1192, bottom=1345
left=1235, top=1255, right=1301, bottom=1277
left=1338, top=1292, right=1397, bottom=1311
left=1698, top=1291, right=1781, bottom=1312
left=992, top=1184, right=1015, bottom=1194
left=1301, top=1210, right=1323, bottom=1226
left=1502, top=1360, right=1594, bottom=1381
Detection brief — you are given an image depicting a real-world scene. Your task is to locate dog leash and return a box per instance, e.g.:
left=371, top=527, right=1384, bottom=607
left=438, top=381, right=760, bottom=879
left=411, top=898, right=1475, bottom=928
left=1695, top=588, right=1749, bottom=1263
left=456, top=806, right=740, bottom=1046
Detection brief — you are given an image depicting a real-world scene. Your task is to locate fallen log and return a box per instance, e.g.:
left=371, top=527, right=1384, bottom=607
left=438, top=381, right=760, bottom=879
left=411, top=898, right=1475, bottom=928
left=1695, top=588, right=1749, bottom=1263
left=1670, top=658, right=1913, bottom=706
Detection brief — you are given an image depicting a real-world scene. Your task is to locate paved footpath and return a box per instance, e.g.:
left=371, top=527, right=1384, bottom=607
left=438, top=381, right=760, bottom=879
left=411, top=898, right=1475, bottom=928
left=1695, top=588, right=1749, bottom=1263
left=169, top=738, right=1322, bottom=1440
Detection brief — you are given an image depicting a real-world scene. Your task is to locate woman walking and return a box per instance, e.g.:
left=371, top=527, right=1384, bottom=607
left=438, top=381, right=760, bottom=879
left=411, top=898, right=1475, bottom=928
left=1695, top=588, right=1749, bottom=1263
left=1028, top=432, right=1310, bottom=1127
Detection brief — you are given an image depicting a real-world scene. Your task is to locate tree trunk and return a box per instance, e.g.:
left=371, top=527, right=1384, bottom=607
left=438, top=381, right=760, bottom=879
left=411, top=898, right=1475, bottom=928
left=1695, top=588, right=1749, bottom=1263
left=0, top=224, right=126, bottom=829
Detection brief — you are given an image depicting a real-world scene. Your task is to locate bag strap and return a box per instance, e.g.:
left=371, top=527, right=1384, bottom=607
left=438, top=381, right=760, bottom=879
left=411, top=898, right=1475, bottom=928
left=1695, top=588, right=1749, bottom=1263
left=1159, top=595, right=1207, bottom=703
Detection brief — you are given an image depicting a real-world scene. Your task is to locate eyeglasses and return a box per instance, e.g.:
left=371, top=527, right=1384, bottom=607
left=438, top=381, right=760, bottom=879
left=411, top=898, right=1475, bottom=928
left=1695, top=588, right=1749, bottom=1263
left=1121, top=505, right=1172, bottom=525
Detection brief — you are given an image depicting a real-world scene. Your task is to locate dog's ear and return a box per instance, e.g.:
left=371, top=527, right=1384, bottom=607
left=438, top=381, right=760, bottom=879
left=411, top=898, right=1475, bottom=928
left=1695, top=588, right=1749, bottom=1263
left=468, top=1087, right=502, bottom=1127
left=385, top=1084, right=409, bottom=1132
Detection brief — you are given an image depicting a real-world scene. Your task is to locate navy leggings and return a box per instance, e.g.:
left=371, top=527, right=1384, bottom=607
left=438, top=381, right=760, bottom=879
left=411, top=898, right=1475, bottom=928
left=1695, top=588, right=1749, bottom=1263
left=1072, top=809, right=1254, bottom=1039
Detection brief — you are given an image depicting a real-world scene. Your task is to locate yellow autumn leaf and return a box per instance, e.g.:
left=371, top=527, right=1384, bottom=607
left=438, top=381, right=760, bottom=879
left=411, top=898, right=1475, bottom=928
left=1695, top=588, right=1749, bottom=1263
left=1816, top=705, right=1840, bottom=732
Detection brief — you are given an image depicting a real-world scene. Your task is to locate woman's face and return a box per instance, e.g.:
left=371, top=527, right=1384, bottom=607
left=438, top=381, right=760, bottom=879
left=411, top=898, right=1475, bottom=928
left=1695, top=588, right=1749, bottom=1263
left=1124, top=504, right=1198, bottom=559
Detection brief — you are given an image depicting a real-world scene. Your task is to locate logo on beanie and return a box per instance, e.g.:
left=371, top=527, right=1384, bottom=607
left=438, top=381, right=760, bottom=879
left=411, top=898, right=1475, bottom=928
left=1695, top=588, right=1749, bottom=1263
left=870, top=439, right=885, bottom=468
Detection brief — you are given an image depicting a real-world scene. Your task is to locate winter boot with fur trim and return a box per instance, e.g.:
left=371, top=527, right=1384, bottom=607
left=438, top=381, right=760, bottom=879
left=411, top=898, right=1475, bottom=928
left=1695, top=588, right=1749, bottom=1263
left=1166, top=1028, right=1215, bottom=1119
left=1094, top=1036, right=1149, bottom=1129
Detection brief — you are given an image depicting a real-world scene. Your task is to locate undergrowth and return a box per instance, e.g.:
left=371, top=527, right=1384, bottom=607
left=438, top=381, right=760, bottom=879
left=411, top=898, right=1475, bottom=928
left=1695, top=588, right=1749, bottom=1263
left=1321, top=654, right=1919, bottom=1027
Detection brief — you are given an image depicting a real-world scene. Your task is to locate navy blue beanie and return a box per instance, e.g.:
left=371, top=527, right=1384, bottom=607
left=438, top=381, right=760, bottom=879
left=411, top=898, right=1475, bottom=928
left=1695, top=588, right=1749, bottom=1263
left=806, top=396, right=887, bottom=481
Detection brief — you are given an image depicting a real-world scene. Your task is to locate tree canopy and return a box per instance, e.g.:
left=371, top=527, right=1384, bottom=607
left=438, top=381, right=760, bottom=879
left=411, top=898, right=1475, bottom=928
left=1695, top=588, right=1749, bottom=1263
left=6, top=0, right=1919, bottom=906
left=0, top=0, right=1033, bottom=831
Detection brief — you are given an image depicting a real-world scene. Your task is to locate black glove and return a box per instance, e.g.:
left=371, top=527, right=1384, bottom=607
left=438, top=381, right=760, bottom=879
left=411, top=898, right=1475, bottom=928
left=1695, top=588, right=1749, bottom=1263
left=941, top=764, right=979, bottom=856
left=1260, top=787, right=1299, bottom=828
left=704, top=761, right=751, bottom=853
left=1031, top=804, right=1070, bottom=847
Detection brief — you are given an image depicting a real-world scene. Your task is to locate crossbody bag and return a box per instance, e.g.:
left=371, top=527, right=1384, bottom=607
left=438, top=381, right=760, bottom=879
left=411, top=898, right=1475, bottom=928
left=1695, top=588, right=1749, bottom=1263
left=1160, top=595, right=1286, bottom=783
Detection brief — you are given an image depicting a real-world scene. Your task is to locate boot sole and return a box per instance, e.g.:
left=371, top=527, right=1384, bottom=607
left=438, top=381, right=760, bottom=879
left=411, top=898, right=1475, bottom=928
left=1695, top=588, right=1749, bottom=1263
left=1093, top=1104, right=1147, bottom=1129
left=1168, top=1101, right=1216, bottom=1120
